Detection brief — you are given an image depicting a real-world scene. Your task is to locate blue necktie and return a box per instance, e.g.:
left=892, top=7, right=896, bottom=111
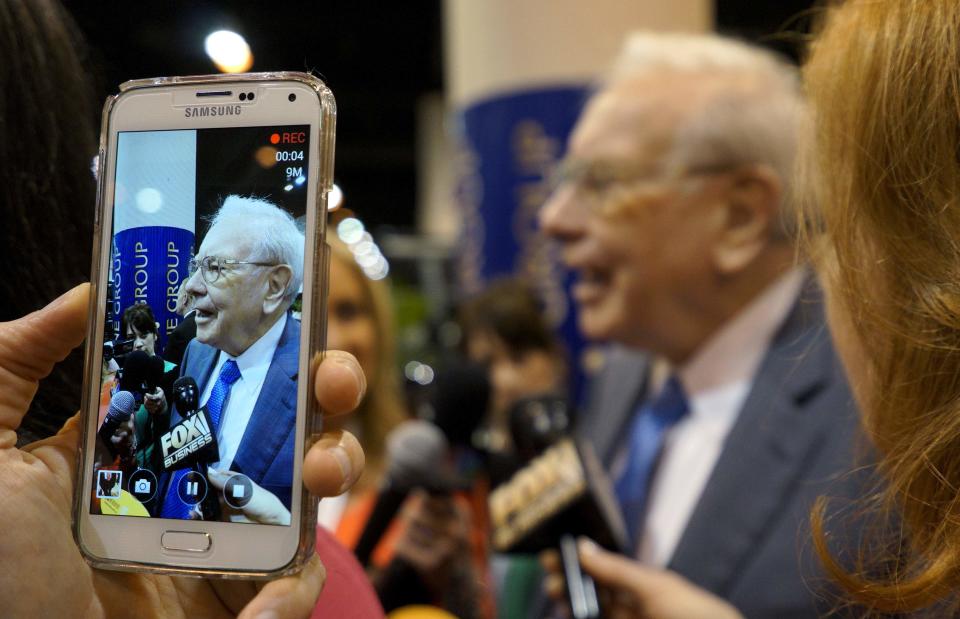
left=614, top=375, right=689, bottom=548
left=161, top=359, right=242, bottom=519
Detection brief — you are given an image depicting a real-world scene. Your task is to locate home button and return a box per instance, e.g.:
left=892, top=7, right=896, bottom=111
left=161, top=531, right=212, bottom=553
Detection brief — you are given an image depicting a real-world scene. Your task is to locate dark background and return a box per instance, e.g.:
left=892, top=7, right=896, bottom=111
left=194, top=124, right=311, bottom=235
left=63, top=1, right=814, bottom=234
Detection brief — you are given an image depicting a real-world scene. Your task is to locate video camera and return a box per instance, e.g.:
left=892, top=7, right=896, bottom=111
left=103, top=337, right=135, bottom=365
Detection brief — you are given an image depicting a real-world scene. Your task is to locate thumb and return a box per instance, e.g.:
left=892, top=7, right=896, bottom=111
left=0, top=284, right=89, bottom=433
left=577, top=537, right=662, bottom=594
left=207, top=468, right=229, bottom=490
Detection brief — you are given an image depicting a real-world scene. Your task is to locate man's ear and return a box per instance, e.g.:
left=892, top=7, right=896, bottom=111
left=262, top=265, right=294, bottom=314
left=711, top=164, right=783, bottom=275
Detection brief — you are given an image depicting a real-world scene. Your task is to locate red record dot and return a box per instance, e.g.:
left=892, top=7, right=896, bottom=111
left=270, top=133, right=280, bottom=145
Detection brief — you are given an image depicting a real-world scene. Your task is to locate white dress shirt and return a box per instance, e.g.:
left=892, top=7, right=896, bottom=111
left=625, top=268, right=806, bottom=566
left=200, top=313, right=287, bottom=472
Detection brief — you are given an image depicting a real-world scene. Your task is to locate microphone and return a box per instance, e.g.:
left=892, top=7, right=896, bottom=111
left=420, top=361, right=490, bottom=448
left=508, top=394, right=572, bottom=462
left=490, top=411, right=628, bottom=619
left=354, top=420, right=460, bottom=566
left=105, top=390, right=136, bottom=426
left=98, top=390, right=138, bottom=455
left=119, top=351, right=165, bottom=404
left=172, top=376, right=200, bottom=415
left=156, top=376, right=219, bottom=471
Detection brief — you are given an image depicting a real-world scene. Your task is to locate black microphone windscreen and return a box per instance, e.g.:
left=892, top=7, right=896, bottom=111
left=172, top=376, right=199, bottom=414
left=145, top=354, right=164, bottom=391
left=509, top=394, right=572, bottom=460
left=119, top=351, right=152, bottom=393
left=426, top=361, right=490, bottom=447
left=106, top=390, right=136, bottom=422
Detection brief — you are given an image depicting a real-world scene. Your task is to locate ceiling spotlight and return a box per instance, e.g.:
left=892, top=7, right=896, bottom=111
left=204, top=30, right=253, bottom=73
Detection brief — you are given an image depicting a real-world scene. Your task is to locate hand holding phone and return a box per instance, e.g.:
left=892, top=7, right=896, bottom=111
left=0, top=285, right=366, bottom=617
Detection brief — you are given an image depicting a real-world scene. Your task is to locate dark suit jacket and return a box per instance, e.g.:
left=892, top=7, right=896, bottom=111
left=577, top=284, right=871, bottom=619
left=157, top=315, right=300, bottom=513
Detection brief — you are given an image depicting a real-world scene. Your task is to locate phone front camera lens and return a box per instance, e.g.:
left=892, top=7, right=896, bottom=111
left=288, top=93, right=297, bottom=102
left=239, top=92, right=247, bottom=101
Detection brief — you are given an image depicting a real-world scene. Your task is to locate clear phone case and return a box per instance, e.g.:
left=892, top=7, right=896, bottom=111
left=72, top=71, right=336, bottom=580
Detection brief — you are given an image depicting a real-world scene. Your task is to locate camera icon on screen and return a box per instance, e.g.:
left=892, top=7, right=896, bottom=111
left=127, top=468, right=158, bottom=502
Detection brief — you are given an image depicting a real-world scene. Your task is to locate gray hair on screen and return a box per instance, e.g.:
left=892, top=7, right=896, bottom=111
left=608, top=32, right=806, bottom=237
left=209, top=195, right=304, bottom=302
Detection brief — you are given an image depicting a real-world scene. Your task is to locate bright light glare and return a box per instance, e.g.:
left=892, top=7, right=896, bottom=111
left=328, top=183, right=344, bottom=211
left=404, top=361, right=435, bottom=385
left=337, top=218, right=365, bottom=244
left=204, top=30, right=253, bottom=73
left=135, top=188, right=163, bottom=213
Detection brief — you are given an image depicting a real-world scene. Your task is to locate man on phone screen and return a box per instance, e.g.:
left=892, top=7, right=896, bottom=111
left=154, top=195, right=303, bottom=525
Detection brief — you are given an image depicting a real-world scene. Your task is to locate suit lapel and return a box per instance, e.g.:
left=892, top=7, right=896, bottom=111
left=667, top=285, right=837, bottom=594
left=584, top=346, right=650, bottom=467
left=231, top=317, right=300, bottom=484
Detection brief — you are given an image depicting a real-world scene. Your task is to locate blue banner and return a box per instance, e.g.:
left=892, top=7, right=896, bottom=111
left=455, top=86, right=590, bottom=400
left=111, top=226, right=194, bottom=354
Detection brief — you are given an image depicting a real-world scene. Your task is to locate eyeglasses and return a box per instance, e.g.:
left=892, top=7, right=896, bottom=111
left=547, top=158, right=736, bottom=211
left=188, top=256, right=277, bottom=285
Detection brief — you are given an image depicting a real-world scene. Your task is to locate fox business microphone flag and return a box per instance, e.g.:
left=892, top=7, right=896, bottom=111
left=110, top=130, right=195, bottom=352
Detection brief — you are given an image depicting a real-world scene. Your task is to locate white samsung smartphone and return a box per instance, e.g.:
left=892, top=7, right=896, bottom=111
left=72, top=72, right=335, bottom=577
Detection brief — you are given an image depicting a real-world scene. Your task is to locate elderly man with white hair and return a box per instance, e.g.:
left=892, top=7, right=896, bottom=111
left=537, top=33, right=868, bottom=618
left=154, top=195, right=305, bottom=526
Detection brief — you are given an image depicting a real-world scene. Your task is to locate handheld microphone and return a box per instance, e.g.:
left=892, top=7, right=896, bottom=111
left=156, top=376, right=219, bottom=471
left=491, top=410, right=628, bottom=619
left=508, top=393, right=572, bottom=462
left=354, top=420, right=461, bottom=566
left=105, top=390, right=136, bottom=425
left=172, top=376, right=200, bottom=415
left=420, top=361, right=490, bottom=448
left=98, top=390, right=138, bottom=455
left=119, top=351, right=165, bottom=404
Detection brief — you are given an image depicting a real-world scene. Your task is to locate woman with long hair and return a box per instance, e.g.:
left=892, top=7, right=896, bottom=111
left=803, top=1, right=960, bottom=614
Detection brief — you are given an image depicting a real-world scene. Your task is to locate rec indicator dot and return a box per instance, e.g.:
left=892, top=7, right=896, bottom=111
left=269, top=133, right=280, bottom=145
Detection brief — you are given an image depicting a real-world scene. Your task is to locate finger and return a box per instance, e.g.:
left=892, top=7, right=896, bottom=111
left=237, top=554, right=326, bottom=619
left=0, top=284, right=89, bottom=433
left=544, top=571, right=566, bottom=601
left=314, top=350, right=365, bottom=417
left=540, top=549, right=561, bottom=575
left=207, top=468, right=229, bottom=490
left=302, top=429, right=364, bottom=497
left=577, top=537, right=661, bottom=594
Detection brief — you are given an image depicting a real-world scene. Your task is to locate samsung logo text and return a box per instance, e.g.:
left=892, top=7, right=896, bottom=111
left=184, top=105, right=242, bottom=118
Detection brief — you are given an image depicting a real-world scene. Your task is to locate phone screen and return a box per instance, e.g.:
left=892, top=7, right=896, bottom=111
left=90, top=125, right=312, bottom=526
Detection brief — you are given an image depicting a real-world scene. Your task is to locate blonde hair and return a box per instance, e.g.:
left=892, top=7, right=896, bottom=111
left=803, top=1, right=960, bottom=612
left=328, top=237, right=406, bottom=490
